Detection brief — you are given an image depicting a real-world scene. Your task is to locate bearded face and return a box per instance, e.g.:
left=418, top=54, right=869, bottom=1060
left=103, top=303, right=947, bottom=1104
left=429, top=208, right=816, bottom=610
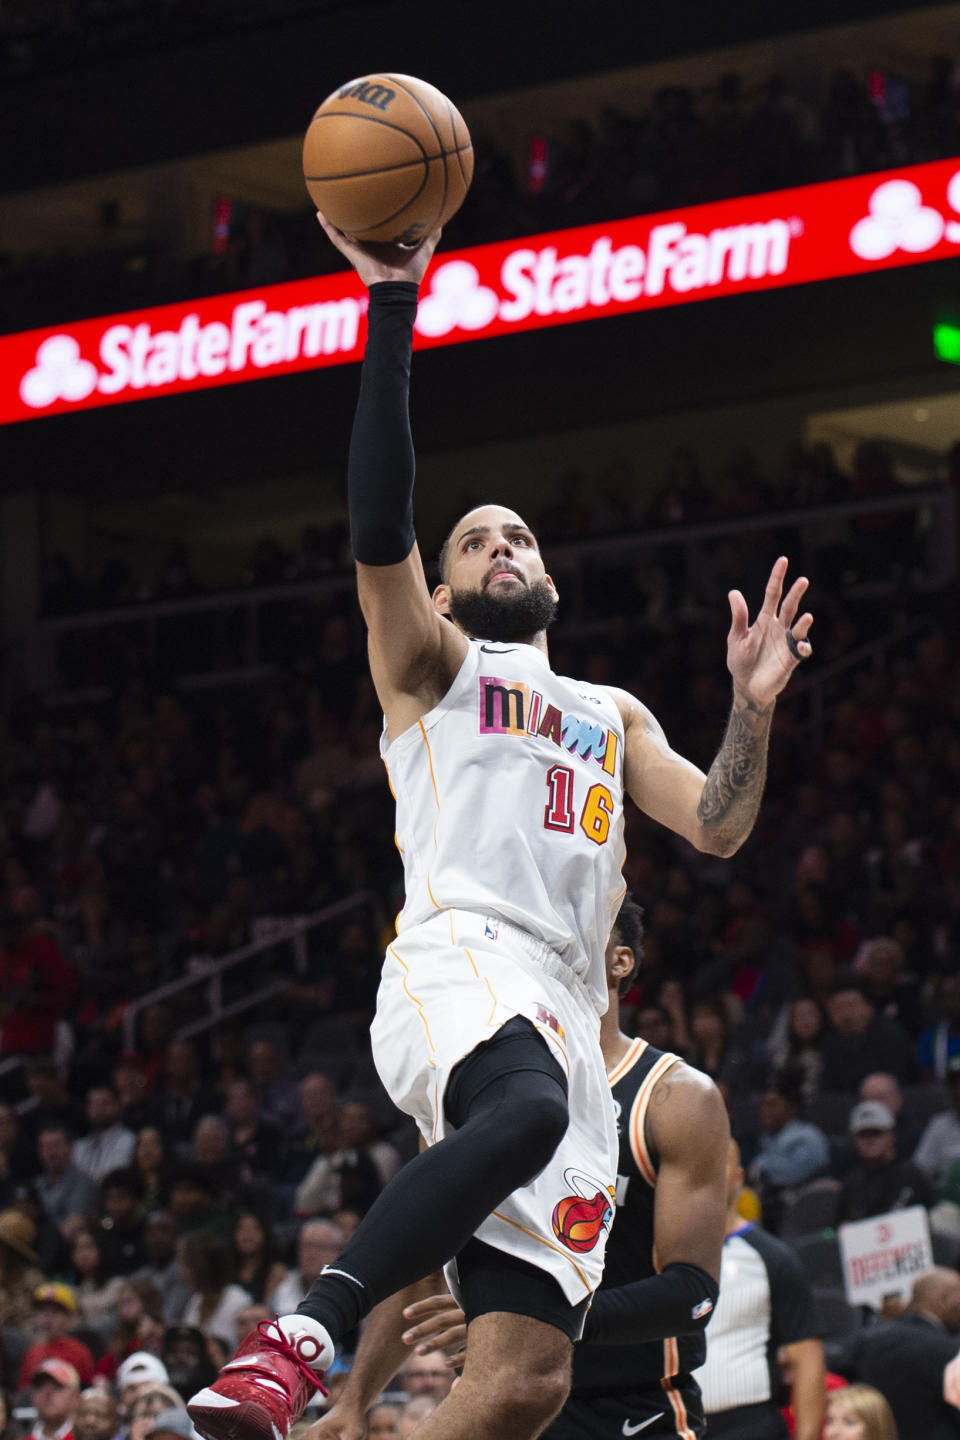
left=446, top=576, right=558, bottom=642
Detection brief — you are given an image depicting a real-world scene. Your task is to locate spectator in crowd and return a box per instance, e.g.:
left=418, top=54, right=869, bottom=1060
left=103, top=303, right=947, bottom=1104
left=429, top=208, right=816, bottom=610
left=366, top=1403, right=401, bottom=1438
left=267, top=1218, right=342, bottom=1314
left=397, top=1396, right=437, bottom=1436
left=34, top=1127, right=98, bottom=1236
left=133, top=1129, right=167, bottom=1212
left=20, top=1066, right=84, bottom=1172
left=160, top=1326, right=216, bottom=1401
left=73, top=1089, right=136, bottom=1185
left=19, top=1287, right=96, bottom=1390
left=113, top=1056, right=153, bottom=1134
left=820, top=974, right=916, bottom=1093
left=96, top=1279, right=164, bottom=1382
left=0, top=1103, right=33, bottom=1200
left=764, top=998, right=827, bottom=1104
left=398, top=1352, right=455, bottom=1404
left=230, top=1211, right=286, bottom=1306
left=823, top=1385, right=897, bottom=1440
left=837, top=1100, right=933, bottom=1222
left=337, top=1102, right=402, bottom=1190
left=0, top=1208, right=45, bottom=1328
left=845, top=1268, right=960, bottom=1439
left=115, top=1353, right=170, bottom=1417
left=859, top=1073, right=923, bottom=1160
left=97, top=1168, right=147, bottom=1273
left=67, top=1227, right=125, bottom=1329
left=751, top=1068, right=830, bottom=1222
left=246, top=1040, right=302, bottom=1135
left=189, top=1120, right=241, bottom=1210
left=292, top=1107, right=382, bottom=1219
left=915, top=1054, right=960, bottom=1187
left=282, top=1074, right=339, bottom=1185
left=26, top=1360, right=81, bottom=1440
left=917, top=974, right=960, bottom=1081
left=178, top=1230, right=252, bottom=1349
left=224, top=1082, right=282, bottom=1184
left=126, top=1388, right=186, bottom=1440
left=695, top=1140, right=825, bottom=1440
left=73, top=1390, right=121, bottom=1440
left=145, top=1410, right=196, bottom=1440
left=150, top=1042, right=217, bottom=1150
left=0, top=890, right=75, bottom=1056
left=134, top=1213, right=191, bottom=1324
left=166, top=1168, right=226, bottom=1237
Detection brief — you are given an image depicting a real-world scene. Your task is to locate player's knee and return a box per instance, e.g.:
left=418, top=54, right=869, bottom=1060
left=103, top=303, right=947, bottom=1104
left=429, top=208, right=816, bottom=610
left=512, top=1086, right=569, bottom=1177
left=490, top=1357, right=570, bottom=1430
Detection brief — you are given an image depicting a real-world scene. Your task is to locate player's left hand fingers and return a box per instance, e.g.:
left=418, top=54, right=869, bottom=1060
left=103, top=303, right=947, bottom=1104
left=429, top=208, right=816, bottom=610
left=759, top=556, right=789, bottom=617
left=788, top=612, right=814, bottom=659
left=410, top=1321, right=468, bottom=1357
left=777, top=574, right=809, bottom=629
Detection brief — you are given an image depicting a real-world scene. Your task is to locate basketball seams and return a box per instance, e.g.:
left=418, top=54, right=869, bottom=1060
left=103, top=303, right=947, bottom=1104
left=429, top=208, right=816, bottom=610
left=446, top=98, right=470, bottom=190
left=383, top=74, right=449, bottom=230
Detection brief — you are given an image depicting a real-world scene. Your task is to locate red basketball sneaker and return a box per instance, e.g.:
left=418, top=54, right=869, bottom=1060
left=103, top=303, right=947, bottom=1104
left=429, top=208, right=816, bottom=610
left=187, top=1316, right=334, bottom=1440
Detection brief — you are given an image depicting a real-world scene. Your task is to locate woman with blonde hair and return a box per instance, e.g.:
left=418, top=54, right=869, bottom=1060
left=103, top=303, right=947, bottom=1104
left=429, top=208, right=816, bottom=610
left=824, top=1384, right=898, bottom=1440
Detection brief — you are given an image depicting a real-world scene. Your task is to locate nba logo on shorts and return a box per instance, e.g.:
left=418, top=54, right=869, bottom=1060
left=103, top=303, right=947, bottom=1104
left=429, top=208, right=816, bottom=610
left=484, top=918, right=499, bottom=940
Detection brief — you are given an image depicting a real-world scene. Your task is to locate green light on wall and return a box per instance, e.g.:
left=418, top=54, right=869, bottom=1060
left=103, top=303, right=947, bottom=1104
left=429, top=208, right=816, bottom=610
left=934, top=322, right=960, bottom=364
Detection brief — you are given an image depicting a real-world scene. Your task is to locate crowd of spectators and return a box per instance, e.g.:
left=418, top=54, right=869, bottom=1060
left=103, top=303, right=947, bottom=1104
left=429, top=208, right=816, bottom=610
left=5, top=46, right=960, bottom=330
left=0, top=433, right=957, bottom=1431
left=43, top=430, right=947, bottom=619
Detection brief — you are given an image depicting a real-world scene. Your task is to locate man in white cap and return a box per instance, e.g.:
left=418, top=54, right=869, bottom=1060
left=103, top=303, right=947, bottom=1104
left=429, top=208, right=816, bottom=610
left=116, top=1354, right=170, bottom=1421
left=26, top=1359, right=81, bottom=1440
left=838, top=1099, right=933, bottom=1223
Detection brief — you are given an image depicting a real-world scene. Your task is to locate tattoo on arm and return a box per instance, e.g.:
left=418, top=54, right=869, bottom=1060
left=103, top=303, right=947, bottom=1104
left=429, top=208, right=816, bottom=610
left=696, top=695, right=773, bottom=851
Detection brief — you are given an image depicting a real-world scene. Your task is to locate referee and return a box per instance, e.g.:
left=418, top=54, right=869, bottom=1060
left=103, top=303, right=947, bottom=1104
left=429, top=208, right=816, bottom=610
left=695, top=1141, right=825, bottom=1440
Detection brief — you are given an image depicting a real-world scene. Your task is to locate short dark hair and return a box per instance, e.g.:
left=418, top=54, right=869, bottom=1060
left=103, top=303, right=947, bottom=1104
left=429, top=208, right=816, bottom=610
left=101, top=1166, right=145, bottom=1199
left=611, top=895, right=645, bottom=997
left=833, top=969, right=873, bottom=1003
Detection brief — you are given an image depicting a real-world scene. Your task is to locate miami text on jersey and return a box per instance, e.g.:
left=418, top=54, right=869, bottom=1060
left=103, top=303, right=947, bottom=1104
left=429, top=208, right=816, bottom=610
left=477, top=675, right=619, bottom=777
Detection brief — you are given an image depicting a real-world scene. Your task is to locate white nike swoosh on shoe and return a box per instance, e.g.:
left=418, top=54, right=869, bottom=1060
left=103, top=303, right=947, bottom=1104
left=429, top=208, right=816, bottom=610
left=622, top=1416, right=664, bottom=1436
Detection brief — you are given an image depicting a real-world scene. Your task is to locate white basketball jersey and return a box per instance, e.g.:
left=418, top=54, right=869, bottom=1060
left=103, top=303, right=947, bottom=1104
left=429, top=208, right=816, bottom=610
left=380, top=638, right=627, bottom=1012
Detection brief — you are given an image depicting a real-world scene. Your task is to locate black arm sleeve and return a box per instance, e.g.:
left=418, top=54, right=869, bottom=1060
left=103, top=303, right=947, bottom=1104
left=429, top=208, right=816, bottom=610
left=580, top=1262, right=719, bottom=1346
left=347, top=280, right=419, bottom=566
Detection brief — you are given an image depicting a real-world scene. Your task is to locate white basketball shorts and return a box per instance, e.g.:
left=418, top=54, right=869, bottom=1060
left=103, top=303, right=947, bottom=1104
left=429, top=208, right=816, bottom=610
left=369, top=907, right=618, bottom=1306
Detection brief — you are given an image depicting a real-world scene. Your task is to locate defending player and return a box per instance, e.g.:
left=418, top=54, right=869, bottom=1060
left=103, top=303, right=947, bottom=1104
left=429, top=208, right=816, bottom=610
left=394, top=896, right=729, bottom=1440
left=188, top=223, right=812, bottom=1440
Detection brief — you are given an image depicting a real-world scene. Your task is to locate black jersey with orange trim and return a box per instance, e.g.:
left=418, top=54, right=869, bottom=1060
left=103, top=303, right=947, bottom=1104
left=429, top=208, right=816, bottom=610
left=570, top=1038, right=707, bottom=1397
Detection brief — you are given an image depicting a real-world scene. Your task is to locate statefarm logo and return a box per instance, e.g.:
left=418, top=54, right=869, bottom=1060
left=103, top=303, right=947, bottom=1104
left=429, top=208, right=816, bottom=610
left=415, top=218, right=795, bottom=338
left=414, top=164, right=960, bottom=339
left=849, top=171, right=960, bottom=258
left=18, top=294, right=362, bottom=411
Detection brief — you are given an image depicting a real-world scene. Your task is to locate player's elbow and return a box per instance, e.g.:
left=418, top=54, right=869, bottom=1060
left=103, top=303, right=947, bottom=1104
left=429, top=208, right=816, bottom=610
left=693, top=825, right=742, bottom=859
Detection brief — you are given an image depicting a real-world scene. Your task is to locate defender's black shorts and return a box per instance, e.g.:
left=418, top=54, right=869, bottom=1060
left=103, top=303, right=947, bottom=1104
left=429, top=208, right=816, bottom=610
left=457, top=1237, right=589, bottom=1344
left=544, top=1381, right=705, bottom=1439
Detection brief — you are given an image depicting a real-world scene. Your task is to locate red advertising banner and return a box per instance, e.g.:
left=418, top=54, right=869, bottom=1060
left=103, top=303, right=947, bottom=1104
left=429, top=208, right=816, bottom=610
left=3, top=157, right=960, bottom=425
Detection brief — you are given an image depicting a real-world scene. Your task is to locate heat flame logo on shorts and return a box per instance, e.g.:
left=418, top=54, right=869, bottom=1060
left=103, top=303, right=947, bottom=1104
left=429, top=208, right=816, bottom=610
left=551, top=1168, right=615, bottom=1254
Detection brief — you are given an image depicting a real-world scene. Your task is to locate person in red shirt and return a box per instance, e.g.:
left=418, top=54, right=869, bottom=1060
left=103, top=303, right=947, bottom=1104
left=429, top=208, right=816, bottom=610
left=0, top=888, right=75, bottom=1054
left=18, top=1285, right=96, bottom=1390
left=26, top=1359, right=81, bottom=1440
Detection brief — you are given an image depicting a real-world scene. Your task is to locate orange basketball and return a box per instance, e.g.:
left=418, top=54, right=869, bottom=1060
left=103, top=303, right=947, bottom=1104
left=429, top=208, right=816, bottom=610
left=302, top=74, right=473, bottom=246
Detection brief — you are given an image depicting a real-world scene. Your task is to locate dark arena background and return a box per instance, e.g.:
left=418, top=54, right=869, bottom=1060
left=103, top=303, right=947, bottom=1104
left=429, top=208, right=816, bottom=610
left=1, top=1, right=960, bottom=1436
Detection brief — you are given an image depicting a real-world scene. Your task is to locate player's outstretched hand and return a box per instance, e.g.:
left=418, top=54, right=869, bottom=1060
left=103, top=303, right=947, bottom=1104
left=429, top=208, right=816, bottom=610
left=402, top=1292, right=467, bottom=1368
left=302, top=1403, right=367, bottom=1440
left=317, top=211, right=441, bottom=288
left=726, top=556, right=813, bottom=710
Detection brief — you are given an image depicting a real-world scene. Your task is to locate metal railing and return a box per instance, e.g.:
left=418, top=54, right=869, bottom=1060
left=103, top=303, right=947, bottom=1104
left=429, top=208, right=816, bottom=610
left=31, top=484, right=956, bottom=700
left=121, top=890, right=375, bottom=1051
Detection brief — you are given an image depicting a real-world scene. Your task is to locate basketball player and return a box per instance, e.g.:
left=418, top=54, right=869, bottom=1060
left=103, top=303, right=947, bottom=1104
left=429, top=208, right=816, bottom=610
left=319, top=896, right=729, bottom=1439
left=188, top=222, right=813, bottom=1440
